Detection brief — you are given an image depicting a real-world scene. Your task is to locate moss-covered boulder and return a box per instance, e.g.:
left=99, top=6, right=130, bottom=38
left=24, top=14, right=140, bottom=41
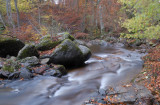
left=48, top=39, right=84, bottom=67
left=17, top=44, right=39, bottom=59
left=36, top=40, right=60, bottom=51
left=0, top=36, right=25, bottom=58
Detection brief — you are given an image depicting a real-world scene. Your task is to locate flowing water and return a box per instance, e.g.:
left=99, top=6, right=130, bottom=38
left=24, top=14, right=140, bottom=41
left=0, top=43, right=145, bottom=105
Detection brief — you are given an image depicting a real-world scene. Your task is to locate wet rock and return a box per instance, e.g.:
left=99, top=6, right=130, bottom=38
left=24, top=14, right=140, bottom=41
left=33, top=64, right=50, bottom=74
left=19, top=67, right=32, bottom=79
left=43, top=69, right=62, bottom=77
left=17, top=44, right=39, bottom=59
left=20, top=56, right=39, bottom=67
left=40, top=58, right=50, bottom=64
left=8, top=71, right=20, bottom=79
left=53, top=64, right=67, bottom=75
left=78, top=45, right=92, bottom=61
left=0, top=71, right=9, bottom=79
left=48, top=39, right=85, bottom=67
left=0, top=36, right=25, bottom=58
left=74, top=39, right=86, bottom=46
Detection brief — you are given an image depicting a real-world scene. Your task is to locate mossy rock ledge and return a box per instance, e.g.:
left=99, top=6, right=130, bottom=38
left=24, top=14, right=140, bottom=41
left=48, top=39, right=91, bottom=67
left=36, top=40, right=60, bottom=51
left=17, top=44, right=39, bottom=59
left=0, top=36, right=25, bottom=58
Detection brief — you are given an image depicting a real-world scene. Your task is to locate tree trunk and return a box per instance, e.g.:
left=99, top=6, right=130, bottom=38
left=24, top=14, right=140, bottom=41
left=81, top=0, right=87, bottom=32
left=38, top=6, right=41, bottom=25
left=14, top=0, right=20, bottom=30
left=98, top=0, right=104, bottom=34
left=6, top=0, right=15, bottom=29
left=0, top=12, right=6, bottom=27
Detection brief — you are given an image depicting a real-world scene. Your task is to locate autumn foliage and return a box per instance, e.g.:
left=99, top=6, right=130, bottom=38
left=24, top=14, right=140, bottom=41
left=141, top=45, right=160, bottom=102
left=0, top=0, right=123, bottom=41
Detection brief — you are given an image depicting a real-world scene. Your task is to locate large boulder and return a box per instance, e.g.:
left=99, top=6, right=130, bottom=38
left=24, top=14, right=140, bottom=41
left=48, top=39, right=90, bottom=67
left=17, top=44, right=39, bottom=59
left=0, top=36, right=25, bottom=58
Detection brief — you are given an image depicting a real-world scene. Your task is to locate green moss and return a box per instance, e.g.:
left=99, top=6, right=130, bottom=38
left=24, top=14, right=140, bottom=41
left=2, top=58, right=21, bottom=72
left=36, top=40, right=60, bottom=51
left=17, top=45, right=39, bottom=59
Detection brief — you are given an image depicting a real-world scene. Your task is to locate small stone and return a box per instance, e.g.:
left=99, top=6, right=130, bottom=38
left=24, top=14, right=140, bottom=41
left=40, top=58, right=50, bottom=64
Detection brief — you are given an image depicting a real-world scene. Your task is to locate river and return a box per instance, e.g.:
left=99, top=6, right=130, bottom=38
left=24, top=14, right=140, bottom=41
left=0, top=42, right=145, bottom=105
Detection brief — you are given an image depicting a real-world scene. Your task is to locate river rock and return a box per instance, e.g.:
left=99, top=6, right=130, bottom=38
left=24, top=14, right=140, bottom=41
left=43, top=69, right=62, bottom=77
left=19, top=67, right=32, bottom=79
left=78, top=45, right=92, bottom=61
left=48, top=39, right=86, bottom=67
left=53, top=64, right=67, bottom=75
left=32, top=64, right=50, bottom=74
left=0, top=36, right=25, bottom=58
left=20, top=56, right=39, bottom=67
left=17, top=44, right=39, bottom=59
left=0, top=70, right=9, bottom=79
left=8, top=71, right=20, bottom=79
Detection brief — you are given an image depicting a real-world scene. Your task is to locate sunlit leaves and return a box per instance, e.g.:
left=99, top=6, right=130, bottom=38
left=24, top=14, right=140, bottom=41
left=119, top=0, right=160, bottom=39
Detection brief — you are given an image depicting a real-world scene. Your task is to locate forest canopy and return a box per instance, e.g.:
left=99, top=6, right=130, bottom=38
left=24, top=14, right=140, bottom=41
left=119, top=0, right=160, bottom=39
left=0, top=0, right=160, bottom=40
